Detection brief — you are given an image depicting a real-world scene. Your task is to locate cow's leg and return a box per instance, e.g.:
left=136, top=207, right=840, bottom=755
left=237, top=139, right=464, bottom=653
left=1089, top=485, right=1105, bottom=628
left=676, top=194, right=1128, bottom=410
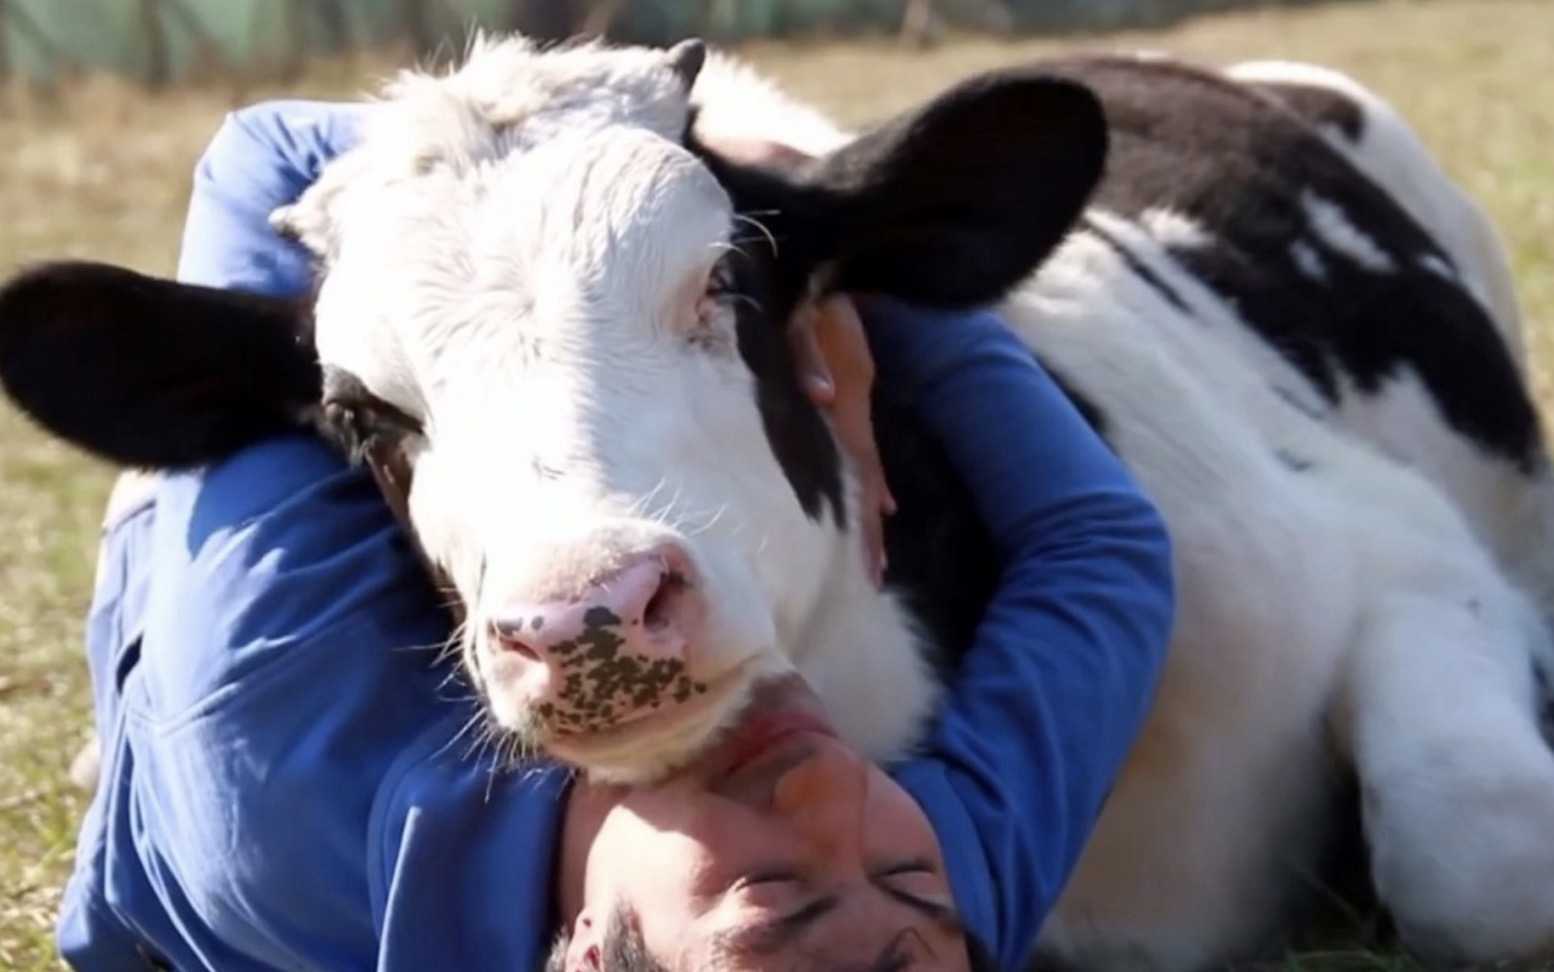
left=1340, top=588, right=1554, bottom=963
left=1035, top=710, right=1341, bottom=972
left=1034, top=600, right=1348, bottom=972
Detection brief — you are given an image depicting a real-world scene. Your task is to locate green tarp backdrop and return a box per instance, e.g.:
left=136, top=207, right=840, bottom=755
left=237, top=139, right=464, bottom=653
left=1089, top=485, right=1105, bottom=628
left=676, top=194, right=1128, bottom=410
left=0, top=0, right=1337, bottom=84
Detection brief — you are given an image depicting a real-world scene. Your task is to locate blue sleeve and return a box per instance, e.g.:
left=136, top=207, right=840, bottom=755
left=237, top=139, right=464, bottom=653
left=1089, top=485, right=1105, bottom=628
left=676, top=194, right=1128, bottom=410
left=864, top=298, right=1175, bottom=969
left=177, top=100, right=366, bottom=292
left=60, top=104, right=567, bottom=971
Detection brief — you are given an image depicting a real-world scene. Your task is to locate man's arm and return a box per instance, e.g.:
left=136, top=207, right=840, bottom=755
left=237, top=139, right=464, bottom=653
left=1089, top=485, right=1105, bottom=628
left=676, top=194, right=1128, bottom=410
left=57, top=102, right=577, bottom=971
left=865, top=297, right=1175, bottom=969
left=178, top=101, right=364, bottom=292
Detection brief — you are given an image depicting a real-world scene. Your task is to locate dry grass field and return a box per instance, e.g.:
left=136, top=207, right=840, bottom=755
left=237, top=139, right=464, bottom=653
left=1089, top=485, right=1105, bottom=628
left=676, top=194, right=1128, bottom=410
left=1, top=0, right=1550, bottom=968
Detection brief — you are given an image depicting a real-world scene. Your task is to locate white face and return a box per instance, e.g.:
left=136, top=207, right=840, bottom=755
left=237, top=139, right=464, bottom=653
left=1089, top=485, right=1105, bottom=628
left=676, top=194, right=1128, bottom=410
left=279, top=40, right=852, bottom=781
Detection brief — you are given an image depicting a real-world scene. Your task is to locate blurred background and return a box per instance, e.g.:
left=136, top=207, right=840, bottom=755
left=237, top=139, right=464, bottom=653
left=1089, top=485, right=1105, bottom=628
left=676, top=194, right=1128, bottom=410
left=1, top=1, right=1550, bottom=969
left=0, top=0, right=1383, bottom=85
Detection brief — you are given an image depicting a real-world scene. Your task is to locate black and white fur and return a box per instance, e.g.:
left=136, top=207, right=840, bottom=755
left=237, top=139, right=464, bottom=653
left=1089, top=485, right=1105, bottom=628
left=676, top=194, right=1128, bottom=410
left=2, top=39, right=1551, bottom=969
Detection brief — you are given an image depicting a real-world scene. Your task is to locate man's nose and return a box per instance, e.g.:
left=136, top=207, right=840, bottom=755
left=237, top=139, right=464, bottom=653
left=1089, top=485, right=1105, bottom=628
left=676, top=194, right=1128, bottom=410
left=771, top=741, right=871, bottom=849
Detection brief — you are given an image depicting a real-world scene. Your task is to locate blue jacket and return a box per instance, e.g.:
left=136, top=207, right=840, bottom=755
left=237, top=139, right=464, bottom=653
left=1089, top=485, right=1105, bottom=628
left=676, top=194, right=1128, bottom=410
left=57, top=102, right=1174, bottom=971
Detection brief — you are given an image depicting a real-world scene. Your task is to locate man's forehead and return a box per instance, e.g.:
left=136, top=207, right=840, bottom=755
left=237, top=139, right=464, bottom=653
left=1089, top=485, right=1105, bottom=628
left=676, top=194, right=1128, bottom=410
left=698, top=870, right=968, bottom=968
left=710, top=901, right=969, bottom=971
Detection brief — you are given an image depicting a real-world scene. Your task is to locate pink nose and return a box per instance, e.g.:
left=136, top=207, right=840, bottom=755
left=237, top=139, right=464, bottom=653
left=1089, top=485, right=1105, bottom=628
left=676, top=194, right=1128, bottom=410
left=487, top=546, right=706, bottom=726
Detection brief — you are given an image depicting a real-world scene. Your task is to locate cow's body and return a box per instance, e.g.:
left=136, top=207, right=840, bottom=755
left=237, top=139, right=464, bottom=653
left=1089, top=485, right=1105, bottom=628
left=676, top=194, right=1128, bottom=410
left=1003, top=63, right=1554, bottom=966
left=1013, top=62, right=1554, bottom=968
left=4, top=40, right=1551, bottom=970
left=693, top=53, right=1554, bottom=967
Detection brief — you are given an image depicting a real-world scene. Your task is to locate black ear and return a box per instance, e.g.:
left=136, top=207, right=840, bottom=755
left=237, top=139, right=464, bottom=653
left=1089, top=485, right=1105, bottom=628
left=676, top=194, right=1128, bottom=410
left=811, top=71, right=1107, bottom=306
left=697, top=71, right=1107, bottom=309
left=0, top=261, right=320, bottom=468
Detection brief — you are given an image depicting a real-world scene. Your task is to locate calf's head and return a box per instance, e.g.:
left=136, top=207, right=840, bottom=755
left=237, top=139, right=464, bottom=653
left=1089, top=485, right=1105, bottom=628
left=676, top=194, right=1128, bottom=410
left=0, top=38, right=1104, bottom=780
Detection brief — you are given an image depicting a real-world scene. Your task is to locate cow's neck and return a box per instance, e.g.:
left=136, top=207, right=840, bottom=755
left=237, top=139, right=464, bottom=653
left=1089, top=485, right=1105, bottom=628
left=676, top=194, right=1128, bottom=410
left=784, top=474, right=941, bottom=763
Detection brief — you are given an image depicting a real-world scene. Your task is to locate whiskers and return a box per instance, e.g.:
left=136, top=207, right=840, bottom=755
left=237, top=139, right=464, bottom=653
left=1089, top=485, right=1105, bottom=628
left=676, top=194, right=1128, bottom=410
left=431, top=686, right=548, bottom=790
left=732, top=210, right=781, bottom=258
left=629, top=477, right=742, bottom=543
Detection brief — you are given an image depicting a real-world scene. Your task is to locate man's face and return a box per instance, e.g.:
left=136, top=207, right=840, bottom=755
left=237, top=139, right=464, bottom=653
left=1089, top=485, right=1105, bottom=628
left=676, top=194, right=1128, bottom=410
left=564, top=676, right=971, bottom=970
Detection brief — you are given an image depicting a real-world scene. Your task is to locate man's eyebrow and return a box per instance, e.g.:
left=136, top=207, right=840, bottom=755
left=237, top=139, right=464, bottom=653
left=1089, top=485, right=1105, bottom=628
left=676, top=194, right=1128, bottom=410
left=725, top=895, right=840, bottom=957
left=871, top=881, right=966, bottom=940
left=721, top=876, right=965, bottom=960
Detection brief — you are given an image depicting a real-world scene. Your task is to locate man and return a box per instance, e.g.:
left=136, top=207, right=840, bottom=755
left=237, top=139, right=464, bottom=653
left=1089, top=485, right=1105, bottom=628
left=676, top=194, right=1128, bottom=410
left=56, top=101, right=1173, bottom=970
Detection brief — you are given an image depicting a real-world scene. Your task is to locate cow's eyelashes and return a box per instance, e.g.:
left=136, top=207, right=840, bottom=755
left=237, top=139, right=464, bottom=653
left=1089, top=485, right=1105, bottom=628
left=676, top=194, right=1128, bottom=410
left=317, top=377, right=425, bottom=465
left=321, top=399, right=419, bottom=459
left=704, top=256, right=736, bottom=298
left=686, top=258, right=744, bottom=353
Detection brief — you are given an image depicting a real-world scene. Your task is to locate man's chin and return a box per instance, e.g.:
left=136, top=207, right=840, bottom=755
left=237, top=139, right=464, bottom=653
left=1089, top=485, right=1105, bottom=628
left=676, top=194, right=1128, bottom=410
left=689, top=673, right=838, bottom=781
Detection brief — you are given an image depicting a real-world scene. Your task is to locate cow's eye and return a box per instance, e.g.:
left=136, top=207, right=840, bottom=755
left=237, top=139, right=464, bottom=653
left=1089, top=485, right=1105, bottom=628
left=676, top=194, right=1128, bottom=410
left=321, top=396, right=423, bottom=463
left=318, top=366, right=424, bottom=463
left=705, top=255, right=736, bottom=298
left=688, top=257, right=742, bottom=352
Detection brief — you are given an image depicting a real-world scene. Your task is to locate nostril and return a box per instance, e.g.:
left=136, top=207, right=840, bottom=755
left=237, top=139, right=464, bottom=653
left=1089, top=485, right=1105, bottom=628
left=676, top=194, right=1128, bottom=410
left=489, top=620, right=541, bottom=660
left=643, top=570, right=691, bottom=633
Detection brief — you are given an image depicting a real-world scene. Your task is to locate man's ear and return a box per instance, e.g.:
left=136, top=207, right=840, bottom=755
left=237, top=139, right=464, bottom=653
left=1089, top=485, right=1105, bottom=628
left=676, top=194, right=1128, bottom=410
left=700, top=70, right=1107, bottom=309
left=0, top=261, right=320, bottom=468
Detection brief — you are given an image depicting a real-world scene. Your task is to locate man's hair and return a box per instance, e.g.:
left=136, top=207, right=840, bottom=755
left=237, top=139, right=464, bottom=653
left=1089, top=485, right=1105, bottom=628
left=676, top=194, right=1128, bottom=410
left=543, top=907, right=1005, bottom=971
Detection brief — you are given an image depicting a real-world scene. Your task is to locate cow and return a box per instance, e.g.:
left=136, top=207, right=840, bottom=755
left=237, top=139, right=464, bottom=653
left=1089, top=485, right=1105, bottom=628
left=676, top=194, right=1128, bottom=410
left=2, top=37, right=1551, bottom=969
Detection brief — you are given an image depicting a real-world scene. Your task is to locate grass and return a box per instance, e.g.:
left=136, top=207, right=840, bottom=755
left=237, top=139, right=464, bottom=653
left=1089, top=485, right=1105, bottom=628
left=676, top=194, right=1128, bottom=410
left=0, top=0, right=1550, bottom=967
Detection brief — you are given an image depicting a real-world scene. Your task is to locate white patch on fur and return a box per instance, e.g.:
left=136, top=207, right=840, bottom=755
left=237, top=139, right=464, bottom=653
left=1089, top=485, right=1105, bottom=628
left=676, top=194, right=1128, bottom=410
left=1332, top=369, right=1554, bottom=626
left=1301, top=189, right=1396, bottom=272
left=1291, top=239, right=1329, bottom=282
left=1140, top=206, right=1211, bottom=250
left=1340, top=582, right=1554, bottom=961
left=1420, top=252, right=1457, bottom=282
left=692, top=53, right=853, bottom=157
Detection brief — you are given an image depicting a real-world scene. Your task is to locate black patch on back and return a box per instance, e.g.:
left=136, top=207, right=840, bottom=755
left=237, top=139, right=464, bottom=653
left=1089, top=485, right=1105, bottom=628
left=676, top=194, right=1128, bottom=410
left=1039, top=56, right=1540, bottom=470
left=1246, top=79, right=1367, bottom=143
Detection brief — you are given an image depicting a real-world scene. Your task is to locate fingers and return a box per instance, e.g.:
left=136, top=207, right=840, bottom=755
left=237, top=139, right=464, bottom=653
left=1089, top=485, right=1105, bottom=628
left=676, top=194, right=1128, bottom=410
left=792, top=295, right=898, bottom=587
left=698, top=134, right=816, bottom=173
left=788, top=304, right=836, bottom=405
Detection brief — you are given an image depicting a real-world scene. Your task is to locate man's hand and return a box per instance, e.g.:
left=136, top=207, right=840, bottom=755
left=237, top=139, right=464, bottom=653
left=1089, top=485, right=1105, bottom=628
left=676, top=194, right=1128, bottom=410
left=789, top=296, right=898, bottom=588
